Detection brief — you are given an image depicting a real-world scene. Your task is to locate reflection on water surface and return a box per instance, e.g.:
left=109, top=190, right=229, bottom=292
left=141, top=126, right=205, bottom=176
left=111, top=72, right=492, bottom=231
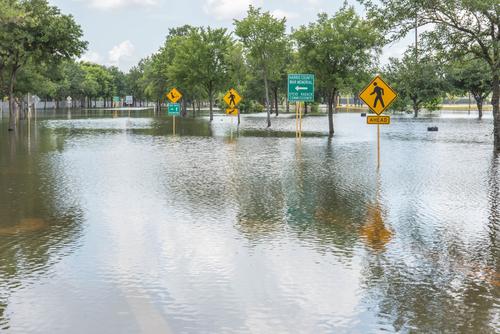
left=0, top=110, right=498, bottom=333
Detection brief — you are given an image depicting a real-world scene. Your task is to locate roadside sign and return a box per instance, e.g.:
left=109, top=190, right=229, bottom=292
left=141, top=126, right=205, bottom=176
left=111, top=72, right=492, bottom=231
left=168, top=103, right=181, bottom=115
left=166, top=88, right=182, bottom=103
left=288, top=74, right=315, bottom=102
left=113, top=96, right=120, bottom=103
left=224, top=88, right=242, bottom=108
left=67, top=96, right=72, bottom=102
left=125, top=96, right=133, bottom=105
left=359, top=75, right=397, bottom=115
left=226, top=108, right=239, bottom=116
left=367, top=115, right=391, bottom=125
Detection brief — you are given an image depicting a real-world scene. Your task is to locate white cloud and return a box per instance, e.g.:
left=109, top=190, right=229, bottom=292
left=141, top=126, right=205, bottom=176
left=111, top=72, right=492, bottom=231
left=79, top=50, right=102, bottom=63
left=108, top=40, right=135, bottom=68
left=204, top=0, right=262, bottom=20
left=271, top=9, right=298, bottom=20
left=86, top=0, right=158, bottom=10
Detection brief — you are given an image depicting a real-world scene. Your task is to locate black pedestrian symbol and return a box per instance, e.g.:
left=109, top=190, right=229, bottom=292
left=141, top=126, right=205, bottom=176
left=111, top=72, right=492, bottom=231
left=171, top=92, right=176, bottom=100
left=370, top=82, right=385, bottom=108
left=229, top=91, right=236, bottom=106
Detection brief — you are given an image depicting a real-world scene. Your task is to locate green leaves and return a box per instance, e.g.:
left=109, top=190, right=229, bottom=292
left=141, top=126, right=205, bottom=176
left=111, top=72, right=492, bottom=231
left=293, top=5, right=382, bottom=98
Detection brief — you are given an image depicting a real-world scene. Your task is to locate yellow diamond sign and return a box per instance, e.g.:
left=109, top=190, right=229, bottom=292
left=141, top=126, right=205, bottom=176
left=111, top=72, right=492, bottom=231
left=359, top=75, right=397, bottom=115
left=226, top=108, right=239, bottom=116
left=166, top=88, right=182, bottom=103
left=224, top=88, right=242, bottom=108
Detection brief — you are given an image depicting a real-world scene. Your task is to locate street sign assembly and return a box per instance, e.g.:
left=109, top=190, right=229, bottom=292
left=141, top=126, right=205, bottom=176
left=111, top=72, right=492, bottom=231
left=367, top=115, right=391, bottom=125
left=226, top=108, right=239, bottom=116
left=224, top=89, right=242, bottom=108
left=166, top=88, right=182, bottom=104
left=359, top=75, right=397, bottom=115
left=168, top=103, right=181, bottom=115
left=288, top=74, right=315, bottom=102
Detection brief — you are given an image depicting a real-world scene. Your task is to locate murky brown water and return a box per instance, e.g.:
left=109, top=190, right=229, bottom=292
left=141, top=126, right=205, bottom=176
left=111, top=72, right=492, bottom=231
left=0, top=110, right=498, bottom=333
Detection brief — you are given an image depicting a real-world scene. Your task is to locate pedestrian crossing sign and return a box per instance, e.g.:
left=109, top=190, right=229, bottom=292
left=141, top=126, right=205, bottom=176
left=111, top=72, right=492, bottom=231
left=224, top=88, right=242, bottom=108
left=359, top=75, right=398, bottom=115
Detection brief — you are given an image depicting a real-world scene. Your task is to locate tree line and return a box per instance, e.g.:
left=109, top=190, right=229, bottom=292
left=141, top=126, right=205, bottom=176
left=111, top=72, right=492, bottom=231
left=1, top=1, right=498, bottom=142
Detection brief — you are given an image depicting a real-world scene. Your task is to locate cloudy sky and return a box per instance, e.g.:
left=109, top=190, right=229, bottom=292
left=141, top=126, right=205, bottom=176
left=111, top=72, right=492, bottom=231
left=47, top=0, right=412, bottom=72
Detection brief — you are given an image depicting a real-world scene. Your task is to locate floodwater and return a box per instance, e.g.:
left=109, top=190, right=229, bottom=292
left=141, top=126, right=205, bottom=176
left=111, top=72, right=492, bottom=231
left=0, top=109, right=498, bottom=333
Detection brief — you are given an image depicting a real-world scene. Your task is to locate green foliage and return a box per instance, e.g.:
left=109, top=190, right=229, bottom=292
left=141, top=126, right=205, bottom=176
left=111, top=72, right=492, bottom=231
left=445, top=57, right=492, bottom=101
left=293, top=5, right=382, bottom=106
left=385, top=48, right=447, bottom=116
left=235, top=6, right=289, bottom=125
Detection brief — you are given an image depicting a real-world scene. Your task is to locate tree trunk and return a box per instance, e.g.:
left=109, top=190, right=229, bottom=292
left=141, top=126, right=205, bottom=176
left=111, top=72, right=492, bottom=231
left=263, top=73, right=271, bottom=127
left=328, top=90, right=336, bottom=137
left=304, top=102, right=308, bottom=115
left=412, top=98, right=419, bottom=118
left=209, top=92, right=214, bottom=122
left=286, top=101, right=289, bottom=113
left=192, top=101, right=196, bottom=118
left=8, top=69, right=17, bottom=131
left=274, top=87, right=279, bottom=117
left=492, top=73, right=500, bottom=150
left=474, top=95, right=483, bottom=120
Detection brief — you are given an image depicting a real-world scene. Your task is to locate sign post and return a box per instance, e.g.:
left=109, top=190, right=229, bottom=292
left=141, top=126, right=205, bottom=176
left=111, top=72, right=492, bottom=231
left=359, top=75, right=398, bottom=168
left=288, top=74, right=314, bottom=138
left=165, top=88, right=183, bottom=136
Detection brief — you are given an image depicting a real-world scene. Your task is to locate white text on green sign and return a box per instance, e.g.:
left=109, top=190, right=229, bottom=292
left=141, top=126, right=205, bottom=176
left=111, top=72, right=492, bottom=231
left=288, top=74, right=315, bottom=102
left=168, top=103, right=181, bottom=115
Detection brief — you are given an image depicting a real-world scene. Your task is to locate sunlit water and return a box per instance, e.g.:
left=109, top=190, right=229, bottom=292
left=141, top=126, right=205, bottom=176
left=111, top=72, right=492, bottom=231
left=0, top=109, right=498, bottom=333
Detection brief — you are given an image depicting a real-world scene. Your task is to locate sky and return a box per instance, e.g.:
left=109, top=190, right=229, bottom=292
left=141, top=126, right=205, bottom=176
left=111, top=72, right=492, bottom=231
left=47, top=0, right=413, bottom=72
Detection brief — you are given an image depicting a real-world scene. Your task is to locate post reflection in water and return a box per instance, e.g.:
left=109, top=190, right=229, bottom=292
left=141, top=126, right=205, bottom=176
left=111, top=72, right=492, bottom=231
left=360, top=174, right=393, bottom=252
left=0, top=110, right=498, bottom=333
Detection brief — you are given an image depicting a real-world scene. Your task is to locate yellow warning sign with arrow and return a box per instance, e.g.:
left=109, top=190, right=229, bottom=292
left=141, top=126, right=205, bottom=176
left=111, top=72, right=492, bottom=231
left=166, top=88, right=182, bottom=103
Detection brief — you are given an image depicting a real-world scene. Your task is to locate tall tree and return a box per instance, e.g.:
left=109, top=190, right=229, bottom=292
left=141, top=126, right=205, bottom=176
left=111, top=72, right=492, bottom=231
left=293, top=5, right=382, bottom=136
left=169, top=27, right=232, bottom=121
left=361, top=0, right=500, bottom=146
left=445, top=57, right=492, bottom=119
left=385, top=49, right=447, bottom=117
left=235, top=6, right=288, bottom=127
left=0, top=0, right=87, bottom=130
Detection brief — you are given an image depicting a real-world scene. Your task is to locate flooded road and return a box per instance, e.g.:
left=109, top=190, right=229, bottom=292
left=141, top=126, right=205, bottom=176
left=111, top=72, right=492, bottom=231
left=0, top=110, right=498, bottom=333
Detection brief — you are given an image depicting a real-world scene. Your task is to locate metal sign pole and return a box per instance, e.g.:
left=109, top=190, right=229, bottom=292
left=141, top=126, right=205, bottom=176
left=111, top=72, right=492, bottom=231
left=173, top=115, right=176, bottom=136
left=377, top=124, right=381, bottom=168
left=295, top=102, right=299, bottom=138
left=299, top=102, right=303, bottom=139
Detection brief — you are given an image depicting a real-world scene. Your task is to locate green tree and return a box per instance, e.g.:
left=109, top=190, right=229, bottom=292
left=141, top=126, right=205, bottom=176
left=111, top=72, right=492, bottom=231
left=445, top=57, right=492, bottom=119
left=168, top=27, right=232, bottom=120
left=0, top=0, right=86, bottom=130
left=385, top=49, right=447, bottom=116
left=235, top=6, right=288, bottom=127
left=361, top=0, right=500, bottom=146
left=293, top=5, right=382, bottom=136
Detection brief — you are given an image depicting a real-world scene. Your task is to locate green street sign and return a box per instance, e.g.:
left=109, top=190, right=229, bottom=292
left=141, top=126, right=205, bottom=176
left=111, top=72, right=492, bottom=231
left=113, top=96, right=120, bottom=103
left=168, top=103, right=181, bottom=116
left=288, top=74, right=315, bottom=102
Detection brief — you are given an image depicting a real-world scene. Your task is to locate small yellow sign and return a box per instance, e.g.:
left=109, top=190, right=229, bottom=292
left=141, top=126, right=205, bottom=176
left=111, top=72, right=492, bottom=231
left=166, top=88, right=182, bottom=103
left=224, top=88, right=242, bottom=108
left=226, top=108, right=239, bottom=116
left=367, top=115, right=391, bottom=125
left=359, top=75, right=397, bottom=115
